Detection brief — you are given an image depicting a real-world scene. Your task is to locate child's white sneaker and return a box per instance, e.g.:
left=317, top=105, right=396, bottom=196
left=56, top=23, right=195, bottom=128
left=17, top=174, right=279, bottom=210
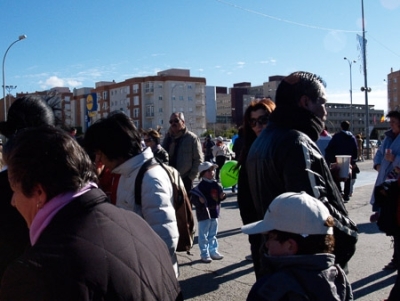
left=201, top=256, right=212, bottom=263
left=210, top=252, right=224, bottom=260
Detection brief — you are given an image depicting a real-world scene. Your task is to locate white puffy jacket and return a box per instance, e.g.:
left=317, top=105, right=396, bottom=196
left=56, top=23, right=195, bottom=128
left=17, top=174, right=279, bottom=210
left=112, top=147, right=179, bottom=276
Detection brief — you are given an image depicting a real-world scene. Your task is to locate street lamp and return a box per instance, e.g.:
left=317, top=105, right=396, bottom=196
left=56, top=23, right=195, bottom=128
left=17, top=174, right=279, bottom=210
left=5, top=85, right=17, bottom=113
left=360, top=0, right=371, bottom=158
left=344, top=57, right=356, bottom=132
left=2, top=34, right=27, bottom=121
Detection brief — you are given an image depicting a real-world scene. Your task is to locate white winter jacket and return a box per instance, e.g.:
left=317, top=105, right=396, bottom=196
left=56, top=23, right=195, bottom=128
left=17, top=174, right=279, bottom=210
left=112, top=147, right=179, bottom=276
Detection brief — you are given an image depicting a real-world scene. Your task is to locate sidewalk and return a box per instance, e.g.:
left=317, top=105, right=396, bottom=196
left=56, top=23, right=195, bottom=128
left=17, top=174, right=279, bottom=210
left=177, top=159, right=396, bottom=300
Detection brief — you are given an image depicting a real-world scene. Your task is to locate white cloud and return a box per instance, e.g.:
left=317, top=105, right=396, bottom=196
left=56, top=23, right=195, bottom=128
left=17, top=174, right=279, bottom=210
left=39, top=76, right=82, bottom=89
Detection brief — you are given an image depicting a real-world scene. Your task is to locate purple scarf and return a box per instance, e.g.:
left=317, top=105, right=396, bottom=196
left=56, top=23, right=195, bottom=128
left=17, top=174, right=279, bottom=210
left=30, top=182, right=98, bottom=245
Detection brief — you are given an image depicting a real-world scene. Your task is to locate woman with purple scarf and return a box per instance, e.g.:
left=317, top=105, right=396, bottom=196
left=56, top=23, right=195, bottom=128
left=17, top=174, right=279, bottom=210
left=0, top=126, right=182, bottom=301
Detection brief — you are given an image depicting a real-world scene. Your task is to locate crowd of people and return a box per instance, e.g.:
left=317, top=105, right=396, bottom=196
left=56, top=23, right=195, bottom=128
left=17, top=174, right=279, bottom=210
left=0, top=70, right=399, bottom=300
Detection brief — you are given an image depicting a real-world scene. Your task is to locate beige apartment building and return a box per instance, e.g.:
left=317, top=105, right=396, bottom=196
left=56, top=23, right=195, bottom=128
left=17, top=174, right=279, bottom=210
left=14, top=69, right=206, bottom=137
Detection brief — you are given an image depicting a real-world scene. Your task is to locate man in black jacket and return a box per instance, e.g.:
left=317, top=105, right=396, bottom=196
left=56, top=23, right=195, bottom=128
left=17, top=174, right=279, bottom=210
left=246, top=71, right=358, bottom=272
left=325, top=121, right=358, bottom=202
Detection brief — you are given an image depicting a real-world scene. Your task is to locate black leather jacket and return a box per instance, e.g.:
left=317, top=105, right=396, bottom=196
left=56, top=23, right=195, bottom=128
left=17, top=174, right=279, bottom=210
left=246, top=107, right=358, bottom=267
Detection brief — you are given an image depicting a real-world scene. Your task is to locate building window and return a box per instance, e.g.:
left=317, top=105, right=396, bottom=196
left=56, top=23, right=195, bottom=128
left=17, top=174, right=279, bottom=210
left=188, top=96, right=193, bottom=101
left=158, top=95, right=163, bottom=101
left=159, top=108, right=163, bottom=113
left=133, top=84, right=139, bottom=93
left=146, top=105, right=154, bottom=117
left=103, top=91, right=108, bottom=100
left=133, top=96, right=139, bottom=106
left=133, top=108, right=139, bottom=118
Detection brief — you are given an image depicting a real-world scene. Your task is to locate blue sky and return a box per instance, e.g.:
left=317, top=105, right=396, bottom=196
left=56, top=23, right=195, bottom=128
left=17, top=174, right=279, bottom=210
left=1, top=0, right=399, bottom=112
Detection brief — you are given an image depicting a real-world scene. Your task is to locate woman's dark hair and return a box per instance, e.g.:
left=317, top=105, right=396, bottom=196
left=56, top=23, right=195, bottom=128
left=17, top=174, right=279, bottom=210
left=83, top=112, right=142, bottom=161
left=3, top=126, right=98, bottom=201
left=0, top=96, right=55, bottom=138
left=143, top=127, right=162, bottom=145
left=237, top=98, right=276, bottom=168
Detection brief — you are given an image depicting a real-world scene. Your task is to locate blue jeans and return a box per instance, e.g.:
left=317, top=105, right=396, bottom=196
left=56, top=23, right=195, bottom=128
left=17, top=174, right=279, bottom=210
left=198, top=218, right=219, bottom=258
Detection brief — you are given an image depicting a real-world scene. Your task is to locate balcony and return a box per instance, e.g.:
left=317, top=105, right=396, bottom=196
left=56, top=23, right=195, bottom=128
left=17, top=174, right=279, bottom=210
left=195, top=99, right=205, bottom=107
left=195, top=88, right=204, bottom=95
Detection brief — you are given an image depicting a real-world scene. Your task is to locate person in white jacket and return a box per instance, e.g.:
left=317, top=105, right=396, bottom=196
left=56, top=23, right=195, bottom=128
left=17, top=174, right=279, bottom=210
left=84, top=112, right=179, bottom=277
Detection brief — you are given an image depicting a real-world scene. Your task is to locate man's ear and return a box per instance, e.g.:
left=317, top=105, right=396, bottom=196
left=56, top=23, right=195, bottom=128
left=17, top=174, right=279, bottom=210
left=299, top=95, right=309, bottom=109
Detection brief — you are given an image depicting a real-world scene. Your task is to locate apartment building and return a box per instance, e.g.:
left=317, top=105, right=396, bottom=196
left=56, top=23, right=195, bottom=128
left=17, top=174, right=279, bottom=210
left=388, top=68, right=400, bottom=111
left=325, top=103, right=384, bottom=138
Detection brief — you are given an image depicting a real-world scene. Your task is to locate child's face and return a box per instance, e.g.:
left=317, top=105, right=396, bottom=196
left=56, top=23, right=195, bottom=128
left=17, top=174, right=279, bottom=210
left=203, top=168, right=215, bottom=180
left=263, top=232, right=296, bottom=256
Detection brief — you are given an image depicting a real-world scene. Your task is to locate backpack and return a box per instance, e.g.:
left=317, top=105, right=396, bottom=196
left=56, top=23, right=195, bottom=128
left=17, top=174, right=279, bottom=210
left=134, top=157, right=195, bottom=254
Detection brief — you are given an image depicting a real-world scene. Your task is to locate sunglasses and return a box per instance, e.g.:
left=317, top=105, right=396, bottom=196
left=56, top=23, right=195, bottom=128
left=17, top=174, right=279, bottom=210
left=144, top=138, right=152, bottom=143
left=250, top=114, right=269, bottom=127
left=169, top=119, right=180, bottom=124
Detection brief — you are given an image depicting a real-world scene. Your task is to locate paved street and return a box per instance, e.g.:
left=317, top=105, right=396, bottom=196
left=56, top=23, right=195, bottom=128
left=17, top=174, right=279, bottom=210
left=177, top=159, right=397, bottom=300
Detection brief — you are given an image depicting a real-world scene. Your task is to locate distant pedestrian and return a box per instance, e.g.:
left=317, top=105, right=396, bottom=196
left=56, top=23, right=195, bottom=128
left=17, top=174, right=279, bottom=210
left=143, top=127, right=169, bottom=164
left=162, top=112, right=203, bottom=194
left=68, top=126, right=77, bottom=139
left=242, top=191, right=353, bottom=301
left=203, top=134, right=215, bottom=162
left=190, top=162, right=226, bottom=263
left=325, top=121, right=358, bottom=202
left=356, top=134, right=364, bottom=161
left=212, top=136, right=231, bottom=182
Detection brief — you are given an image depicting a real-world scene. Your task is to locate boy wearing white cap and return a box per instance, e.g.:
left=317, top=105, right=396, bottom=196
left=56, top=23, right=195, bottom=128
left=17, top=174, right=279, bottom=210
left=191, top=162, right=226, bottom=263
left=242, top=191, right=353, bottom=301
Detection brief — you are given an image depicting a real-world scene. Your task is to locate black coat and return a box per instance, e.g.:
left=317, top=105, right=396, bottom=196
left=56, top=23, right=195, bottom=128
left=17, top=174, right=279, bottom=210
left=0, top=189, right=182, bottom=301
left=0, top=170, right=30, bottom=284
left=246, top=107, right=358, bottom=268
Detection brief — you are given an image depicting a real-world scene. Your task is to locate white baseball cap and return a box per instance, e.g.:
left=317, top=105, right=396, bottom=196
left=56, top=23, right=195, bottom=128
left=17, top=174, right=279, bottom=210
left=216, top=136, right=224, bottom=142
left=241, top=192, right=333, bottom=236
left=198, top=161, right=218, bottom=174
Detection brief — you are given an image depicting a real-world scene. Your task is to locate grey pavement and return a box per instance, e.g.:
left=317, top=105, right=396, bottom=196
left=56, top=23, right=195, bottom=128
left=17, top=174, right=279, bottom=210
left=177, top=159, right=397, bottom=300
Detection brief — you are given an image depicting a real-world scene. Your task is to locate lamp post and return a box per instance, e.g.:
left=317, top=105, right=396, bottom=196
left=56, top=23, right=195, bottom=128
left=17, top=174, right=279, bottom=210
left=2, top=35, right=27, bottom=121
left=5, top=85, right=17, bottom=112
left=344, top=57, right=356, bottom=132
left=360, top=0, right=371, bottom=159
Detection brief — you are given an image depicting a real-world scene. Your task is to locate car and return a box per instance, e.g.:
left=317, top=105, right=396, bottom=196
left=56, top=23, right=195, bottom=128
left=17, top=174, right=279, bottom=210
left=363, top=139, right=378, bottom=149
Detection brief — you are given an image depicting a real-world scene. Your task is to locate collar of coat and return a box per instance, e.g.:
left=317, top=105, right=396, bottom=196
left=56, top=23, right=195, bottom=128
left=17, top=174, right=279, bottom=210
left=269, top=106, right=324, bottom=142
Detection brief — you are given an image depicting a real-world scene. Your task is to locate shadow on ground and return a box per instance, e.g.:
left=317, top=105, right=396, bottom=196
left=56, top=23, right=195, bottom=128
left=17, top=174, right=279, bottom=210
left=179, top=260, right=253, bottom=299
